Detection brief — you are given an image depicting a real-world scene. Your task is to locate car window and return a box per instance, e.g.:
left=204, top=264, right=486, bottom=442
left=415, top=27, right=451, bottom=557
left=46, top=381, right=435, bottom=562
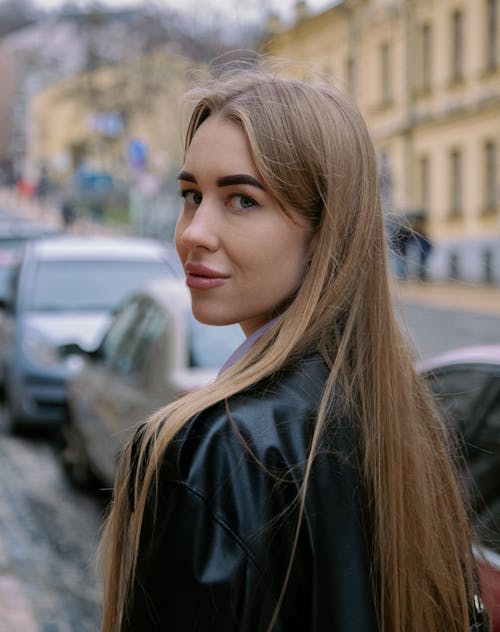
left=108, top=299, right=167, bottom=380
left=188, top=316, right=244, bottom=369
left=425, top=367, right=494, bottom=436
left=114, top=299, right=167, bottom=379
left=28, top=260, right=174, bottom=312
left=2, top=261, right=21, bottom=308
left=121, top=302, right=167, bottom=379
left=100, top=300, right=143, bottom=363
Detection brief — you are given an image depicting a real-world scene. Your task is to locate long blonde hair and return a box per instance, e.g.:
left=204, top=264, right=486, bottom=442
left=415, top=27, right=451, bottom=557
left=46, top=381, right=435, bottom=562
left=100, top=68, right=476, bottom=631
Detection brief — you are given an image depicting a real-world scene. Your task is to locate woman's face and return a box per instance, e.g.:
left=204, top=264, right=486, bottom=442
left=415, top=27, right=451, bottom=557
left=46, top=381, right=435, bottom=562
left=175, top=115, right=312, bottom=337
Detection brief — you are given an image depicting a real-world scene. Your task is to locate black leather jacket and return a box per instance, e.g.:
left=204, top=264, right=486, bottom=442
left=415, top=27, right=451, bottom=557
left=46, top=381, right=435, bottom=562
left=123, top=354, right=378, bottom=630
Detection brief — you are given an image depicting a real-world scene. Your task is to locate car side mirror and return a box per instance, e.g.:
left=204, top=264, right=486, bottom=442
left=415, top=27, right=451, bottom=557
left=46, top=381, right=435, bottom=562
left=58, top=342, right=103, bottom=361
left=58, top=342, right=87, bottom=358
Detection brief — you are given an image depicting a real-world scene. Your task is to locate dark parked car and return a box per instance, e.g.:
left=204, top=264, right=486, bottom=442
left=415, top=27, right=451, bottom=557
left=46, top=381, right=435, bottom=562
left=59, top=278, right=244, bottom=488
left=0, top=235, right=180, bottom=432
left=418, top=346, right=500, bottom=628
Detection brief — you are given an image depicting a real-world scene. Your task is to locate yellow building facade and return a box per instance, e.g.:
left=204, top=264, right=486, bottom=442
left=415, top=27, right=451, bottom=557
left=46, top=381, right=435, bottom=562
left=29, top=51, right=203, bottom=184
left=264, top=0, right=500, bottom=282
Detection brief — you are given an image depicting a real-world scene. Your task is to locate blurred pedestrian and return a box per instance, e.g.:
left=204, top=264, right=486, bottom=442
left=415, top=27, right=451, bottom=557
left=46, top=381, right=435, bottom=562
left=15, top=177, right=35, bottom=199
left=60, top=199, right=75, bottom=228
left=100, top=68, right=487, bottom=632
left=36, top=166, right=50, bottom=202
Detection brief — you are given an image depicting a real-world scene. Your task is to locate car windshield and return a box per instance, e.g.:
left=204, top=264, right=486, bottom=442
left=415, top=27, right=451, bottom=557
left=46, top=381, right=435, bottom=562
left=29, top=260, right=174, bottom=312
left=189, top=315, right=244, bottom=369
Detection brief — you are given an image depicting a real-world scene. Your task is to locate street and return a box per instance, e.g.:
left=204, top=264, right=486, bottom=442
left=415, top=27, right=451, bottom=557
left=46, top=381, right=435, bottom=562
left=398, top=301, right=500, bottom=360
left=0, top=295, right=499, bottom=630
left=0, top=416, right=105, bottom=631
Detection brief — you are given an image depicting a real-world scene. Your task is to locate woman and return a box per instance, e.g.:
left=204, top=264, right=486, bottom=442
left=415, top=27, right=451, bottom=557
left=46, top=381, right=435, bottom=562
left=100, top=69, right=487, bottom=631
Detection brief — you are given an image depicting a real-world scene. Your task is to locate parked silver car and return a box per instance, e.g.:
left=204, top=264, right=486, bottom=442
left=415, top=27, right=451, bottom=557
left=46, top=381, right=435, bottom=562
left=0, top=235, right=180, bottom=432
left=59, top=278, right=244, bottom=488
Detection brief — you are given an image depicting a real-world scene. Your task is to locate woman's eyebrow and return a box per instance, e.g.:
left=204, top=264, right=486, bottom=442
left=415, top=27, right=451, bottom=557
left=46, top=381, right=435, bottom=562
left=177, top=171, right=265, bottom=190
left=217, top=174, right=265, bottom=190
left=177, top=170, right=197, bottom=183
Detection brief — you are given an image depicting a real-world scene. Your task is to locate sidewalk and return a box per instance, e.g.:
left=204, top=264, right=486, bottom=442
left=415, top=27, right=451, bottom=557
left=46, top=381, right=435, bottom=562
left=393, top=279, right=500, bottom=317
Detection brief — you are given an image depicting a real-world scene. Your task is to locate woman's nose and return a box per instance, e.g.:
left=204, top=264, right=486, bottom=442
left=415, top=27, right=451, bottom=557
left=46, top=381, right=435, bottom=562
left=177, top=203, right=219, bottom=252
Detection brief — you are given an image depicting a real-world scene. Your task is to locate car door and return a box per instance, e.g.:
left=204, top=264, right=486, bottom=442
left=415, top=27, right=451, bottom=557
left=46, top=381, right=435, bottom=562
left=470, top=383, right=500, bottom=554
left=85, top=296, right=174, bottom=483
left=425, top=365, right=498, bottom=442
left=69, top=297, right=146, bottom=484
left=424, top=364, right=500, bottom=546
left=105, top=297, right=172, bottom=426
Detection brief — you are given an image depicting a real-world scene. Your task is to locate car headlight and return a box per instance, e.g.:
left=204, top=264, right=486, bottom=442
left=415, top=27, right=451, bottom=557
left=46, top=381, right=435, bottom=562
left=22, top=328, right=60, bottom=368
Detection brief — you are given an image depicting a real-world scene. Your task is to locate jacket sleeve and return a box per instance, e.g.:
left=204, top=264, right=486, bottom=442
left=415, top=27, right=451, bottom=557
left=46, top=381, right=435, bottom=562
left=122, top=476, right=281, bottom=632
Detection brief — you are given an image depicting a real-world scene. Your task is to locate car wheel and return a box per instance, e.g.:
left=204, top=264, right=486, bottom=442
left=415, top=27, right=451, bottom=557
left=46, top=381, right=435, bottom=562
left=58, top=417, right=97, bottom=489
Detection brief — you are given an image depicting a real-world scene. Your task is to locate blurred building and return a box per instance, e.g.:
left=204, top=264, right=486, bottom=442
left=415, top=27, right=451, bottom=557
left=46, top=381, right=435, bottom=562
left=0, top=10, right=148, bottom=185
left=0, top=5, right=221, bottom=189
left=29, top=50, right=198, bottom=181
left=29, top=49, right=205, bottom=238
left=264, top=0, right=500, bottom=283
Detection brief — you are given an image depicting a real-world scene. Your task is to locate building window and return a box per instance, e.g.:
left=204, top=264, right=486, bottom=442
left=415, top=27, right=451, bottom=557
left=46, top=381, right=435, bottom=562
left=379, top=41, right=392, bottom=105
left=378, top=151, right=393, bottom=215
left=484, top=141, right=497, bottom=212
left=451, top=9, right=464, bottom=82
left=419, top=155, right=430, bottom=212
left=449, top=149, right=463, bottom=217
left=421, top=22, right=433, bottom=92
left=486, top=0, right=498, bottom=70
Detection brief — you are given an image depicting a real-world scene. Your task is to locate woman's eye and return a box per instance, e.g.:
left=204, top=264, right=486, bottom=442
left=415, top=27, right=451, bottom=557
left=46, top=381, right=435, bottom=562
left=182, top=190, right=202, bottom=205
left=228, top=194, right=256, bottom=210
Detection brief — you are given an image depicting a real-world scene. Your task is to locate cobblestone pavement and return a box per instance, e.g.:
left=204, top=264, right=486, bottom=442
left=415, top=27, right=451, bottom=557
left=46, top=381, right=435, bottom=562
left=0, top=421, right=105, bottom=631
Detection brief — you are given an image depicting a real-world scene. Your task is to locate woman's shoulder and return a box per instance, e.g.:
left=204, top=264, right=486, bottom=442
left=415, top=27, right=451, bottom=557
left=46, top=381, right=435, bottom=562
left=150, top=354, right=333, bottom=540
left=172, top=353, right=330, bottom=474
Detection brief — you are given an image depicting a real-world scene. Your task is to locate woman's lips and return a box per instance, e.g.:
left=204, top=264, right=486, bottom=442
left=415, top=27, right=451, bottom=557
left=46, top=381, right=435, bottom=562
left=184, top=263, right=229, bottom=290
